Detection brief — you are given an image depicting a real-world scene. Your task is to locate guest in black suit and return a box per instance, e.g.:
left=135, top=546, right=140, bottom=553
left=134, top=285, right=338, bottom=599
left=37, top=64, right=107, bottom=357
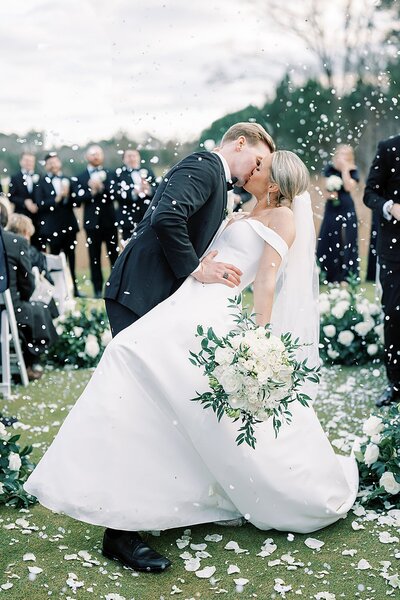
left=364, top=134, right=400, bottom=407
left=0, top=205, right=58, bottom=381
left=36, top=153, right=81, bottom=296
left=115, top=149, right=158, bottom=241
left=72, top=145, right=119, bottom=298
left=8, top=152, right=40, bottom=249
left=105, top=122, right=275, bottom=335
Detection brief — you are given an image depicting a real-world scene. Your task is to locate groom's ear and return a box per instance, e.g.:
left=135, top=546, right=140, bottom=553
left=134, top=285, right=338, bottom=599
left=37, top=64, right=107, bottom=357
left=235, top=136, right=247, bottom=151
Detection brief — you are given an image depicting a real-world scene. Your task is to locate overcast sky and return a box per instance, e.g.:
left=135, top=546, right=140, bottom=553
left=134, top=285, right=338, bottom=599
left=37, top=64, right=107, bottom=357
left=0, top=0, right=332, bottom=146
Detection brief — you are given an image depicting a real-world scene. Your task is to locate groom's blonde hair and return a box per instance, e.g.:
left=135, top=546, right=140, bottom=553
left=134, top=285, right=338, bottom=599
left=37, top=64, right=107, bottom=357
left=221, top=123, right=275, bottom=153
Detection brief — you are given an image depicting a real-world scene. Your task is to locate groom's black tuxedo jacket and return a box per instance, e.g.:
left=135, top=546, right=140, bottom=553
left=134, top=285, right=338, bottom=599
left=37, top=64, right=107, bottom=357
left=364, top=135, right=400, bottom=262
left=105, top=152, right=228, bottom=317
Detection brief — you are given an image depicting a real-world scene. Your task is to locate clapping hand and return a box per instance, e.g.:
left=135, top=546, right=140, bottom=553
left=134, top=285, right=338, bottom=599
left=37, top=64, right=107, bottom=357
left=192, top=250, right=242, bottom=288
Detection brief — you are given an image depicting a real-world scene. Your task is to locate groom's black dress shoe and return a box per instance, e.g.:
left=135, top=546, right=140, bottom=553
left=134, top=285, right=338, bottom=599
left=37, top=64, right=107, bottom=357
left=102, top=529, right=171, bottom=573
left=375, top=384, right=400, bottom=408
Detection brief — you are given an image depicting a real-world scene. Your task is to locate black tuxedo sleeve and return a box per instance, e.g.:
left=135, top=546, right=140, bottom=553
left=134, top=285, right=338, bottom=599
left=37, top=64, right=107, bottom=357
left=16, top=238, right=35, bottom=300
left=36, top=180, right=56, bottom=212
left=9, top=176, right=27, bottom=212
left=150, top=155, right=219, bottom=279
left=363, top=141, right=392, bottom=214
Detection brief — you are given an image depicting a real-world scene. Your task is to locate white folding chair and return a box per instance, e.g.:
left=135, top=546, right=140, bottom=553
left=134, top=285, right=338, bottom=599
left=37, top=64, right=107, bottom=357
left=45, top=252, right=74, bottom=315
left=0, top=289, right=29, bottom=398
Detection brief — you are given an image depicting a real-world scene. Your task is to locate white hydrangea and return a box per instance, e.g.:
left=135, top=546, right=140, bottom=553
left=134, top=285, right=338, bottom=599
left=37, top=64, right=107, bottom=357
left=337, top=330, right=354, bottom=346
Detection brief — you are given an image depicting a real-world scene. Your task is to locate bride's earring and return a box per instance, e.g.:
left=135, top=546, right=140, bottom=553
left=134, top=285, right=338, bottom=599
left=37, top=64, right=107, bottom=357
left=267, top=192, right=270, bottom=207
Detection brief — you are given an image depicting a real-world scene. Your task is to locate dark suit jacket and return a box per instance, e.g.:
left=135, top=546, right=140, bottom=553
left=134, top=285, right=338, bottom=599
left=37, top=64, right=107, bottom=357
left=114, top=165, right=158, bottom=230
left=2, top=231, right=35, bottom=311
left=9, top=171, right=39, bottom=219
left=36, top=175, right=79, bottom=237
left=363, top=135, right=400, bottom=261
left=105, top=152, right=228, bottom=316
left=0, top=226, right=10, bottom=292
left=72, top=169, right=115, bottom=232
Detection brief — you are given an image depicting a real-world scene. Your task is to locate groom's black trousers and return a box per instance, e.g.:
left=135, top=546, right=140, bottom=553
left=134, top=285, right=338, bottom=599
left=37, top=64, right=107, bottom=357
left=379, top=258, right=400, bottom=386
left=105, top=299, right=140, bottom=338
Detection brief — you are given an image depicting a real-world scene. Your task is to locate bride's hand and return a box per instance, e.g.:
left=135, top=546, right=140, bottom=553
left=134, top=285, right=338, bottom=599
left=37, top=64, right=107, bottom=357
left=192, top=250, right=242, bottom=287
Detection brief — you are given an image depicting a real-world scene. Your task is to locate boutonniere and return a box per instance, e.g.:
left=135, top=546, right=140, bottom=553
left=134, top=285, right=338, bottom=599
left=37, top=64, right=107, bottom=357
left=32, top=174, right=40, bottom=184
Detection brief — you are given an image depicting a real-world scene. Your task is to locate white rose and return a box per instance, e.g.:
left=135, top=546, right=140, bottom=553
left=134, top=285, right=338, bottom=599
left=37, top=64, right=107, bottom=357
left=85, top=334, right=100, bottom=358
left=323, top=325, right=336, bottom=338
left=0, top=481, right=4, bottom=494
left=337, top=330, right=354, bottom=346
left=8, top=452, right=21, bottom=472
left=363, top=415, right=384, bottom=436
left=380, top=472, right=400, bottom=495
left=319, top=300, right=330, bottom=315
left=219, top=366, right=242, bottom=394
left=56, top=325, right=64, bottom=335
left=364, top=443, right=379, bottom=467
left=319, top=292, right=329, bottom=302
left=370, top=433, right=382, bottom=445
left=327, top=348, right=340, bottom=359
left=368, top=303, right=381, bottom=316
left=0, top=422, right=10, bottom=441
left=353, top=321, right=373, bottom=337
left=230, top=334, right=244, bottom=350
left=101, top=329, right=112, bottom=346
left=367, top=344, right=378, bottom=356
left=73, top=326, right=84, bottom=337
left=214, top=345, right=235, bottom=366
left=267, top=335, right=285, bottom=353
left=331, top=301, right=350, bottom=320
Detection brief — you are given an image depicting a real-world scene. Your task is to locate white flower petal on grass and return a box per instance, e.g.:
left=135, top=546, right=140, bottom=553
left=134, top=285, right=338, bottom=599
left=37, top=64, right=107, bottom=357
left=385, top=574, right=400, bottom=589
left=314, top=593, right=336, bottom=600
left=78, top=550, right=92, bottom=561
left=274, top=578, right=292, bottom=593
left=190, top=543, right=207, bottom=551
left=23, top=553, right=36, bottom=561
left=105, top=594, right=127, bottom=600
left=28, top=566, right=43, bottom=574
left=176, top=538, right=190, bottom=549
left=304, top=537, right=325, bottom=550
left=184, top=557, right=201, bottom=572
left=224, top=540, right=247, bottom=553
left=379, top=531, right=399, bottom=544
left=1, top=583, right=13, bottom=590
left=234, top=578, right=249, bottom=586
left=227, top=564, right=240, bottom=574
left=205, top=533, right=223, bottom=542
left=195, top=566, right=216, bottom=578
left=357, top=559, right=372, bottom=570
left=179, top=551, right=192, bottom=560
left=342, top=549, right=357, bottom=556
left=64, top=554, right=78, bottom=560
left=351, top=521, right=365, bottom=530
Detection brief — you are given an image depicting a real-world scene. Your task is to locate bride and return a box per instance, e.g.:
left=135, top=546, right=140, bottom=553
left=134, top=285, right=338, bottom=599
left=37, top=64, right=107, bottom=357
left=24, top=151, right=358, bottom=573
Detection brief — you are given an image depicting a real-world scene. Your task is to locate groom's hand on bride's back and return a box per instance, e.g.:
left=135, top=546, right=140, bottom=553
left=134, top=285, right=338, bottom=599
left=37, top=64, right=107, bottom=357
left=192, top=250, right=242, bottom=288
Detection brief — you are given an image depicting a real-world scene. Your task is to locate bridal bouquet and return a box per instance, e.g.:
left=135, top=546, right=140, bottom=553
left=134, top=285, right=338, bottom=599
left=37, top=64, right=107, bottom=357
left=326, top=174, right=343, bottom=207
left=189, top=297, right=320, bottom=449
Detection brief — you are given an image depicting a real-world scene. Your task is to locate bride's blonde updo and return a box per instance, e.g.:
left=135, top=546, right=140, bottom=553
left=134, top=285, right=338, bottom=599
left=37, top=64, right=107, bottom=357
left=270, top=151, right=310, bottom=205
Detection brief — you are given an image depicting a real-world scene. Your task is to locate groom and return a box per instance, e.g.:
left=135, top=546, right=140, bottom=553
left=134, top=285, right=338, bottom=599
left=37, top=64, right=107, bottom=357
left=103, top=122, right=275, bottom=572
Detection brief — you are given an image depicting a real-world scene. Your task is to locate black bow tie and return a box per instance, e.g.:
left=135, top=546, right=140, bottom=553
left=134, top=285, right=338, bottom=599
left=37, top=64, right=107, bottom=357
left=227, top=177, right=238, bottom=191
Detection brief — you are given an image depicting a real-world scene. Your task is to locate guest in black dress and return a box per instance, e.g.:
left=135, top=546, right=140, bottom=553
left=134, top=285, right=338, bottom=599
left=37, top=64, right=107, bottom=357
left=317, top=145, right=360, bottom=284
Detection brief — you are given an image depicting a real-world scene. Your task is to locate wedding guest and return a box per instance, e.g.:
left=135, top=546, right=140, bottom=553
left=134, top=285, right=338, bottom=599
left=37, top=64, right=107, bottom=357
left=114, top=149, right=158, bottom=241
left=0, top=204, right=58, bottom=380
left=72, top=145, right=118, bottom=298
left=317, top=145, right=360, bottom=284
left=36, top=153, right=82, bottom=297
left=8, top=152, right=40, bottom=249
left=364, top=134, right=400, bottom=407
left=6, top=213, right=58, bottom=319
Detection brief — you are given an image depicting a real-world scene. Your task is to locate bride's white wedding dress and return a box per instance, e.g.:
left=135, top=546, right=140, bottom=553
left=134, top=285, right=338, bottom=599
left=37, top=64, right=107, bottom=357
left=25, top=216, right=358, bottom=533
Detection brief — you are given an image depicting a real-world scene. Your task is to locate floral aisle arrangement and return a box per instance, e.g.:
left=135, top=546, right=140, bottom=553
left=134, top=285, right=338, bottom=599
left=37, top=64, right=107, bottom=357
left=189, top=297, right=320, bottom=449
left=319, top=283, right=384, bottom=365
left=356, top=406, right=400, bottom=509
left=51, top=303, right=112, bottom=369
left=0, top=422, right=36, bottom=508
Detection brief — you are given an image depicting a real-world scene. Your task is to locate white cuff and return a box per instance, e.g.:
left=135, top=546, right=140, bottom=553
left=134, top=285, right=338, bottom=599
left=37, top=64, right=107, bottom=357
left=383, top=200, right=393, bottom=221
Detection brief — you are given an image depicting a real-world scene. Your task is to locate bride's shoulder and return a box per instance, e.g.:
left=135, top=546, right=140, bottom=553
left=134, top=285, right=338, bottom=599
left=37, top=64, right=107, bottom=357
left=265, top=207, right=295, bottom=247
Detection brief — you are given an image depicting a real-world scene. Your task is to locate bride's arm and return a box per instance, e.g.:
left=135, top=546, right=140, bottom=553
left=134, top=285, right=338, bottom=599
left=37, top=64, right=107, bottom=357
left=253, top=209, right=295, bottom=327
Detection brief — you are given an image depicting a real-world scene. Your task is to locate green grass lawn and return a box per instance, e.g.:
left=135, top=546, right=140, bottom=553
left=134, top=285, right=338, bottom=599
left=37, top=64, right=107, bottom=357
left=1, top=363, right=399, bottom=599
